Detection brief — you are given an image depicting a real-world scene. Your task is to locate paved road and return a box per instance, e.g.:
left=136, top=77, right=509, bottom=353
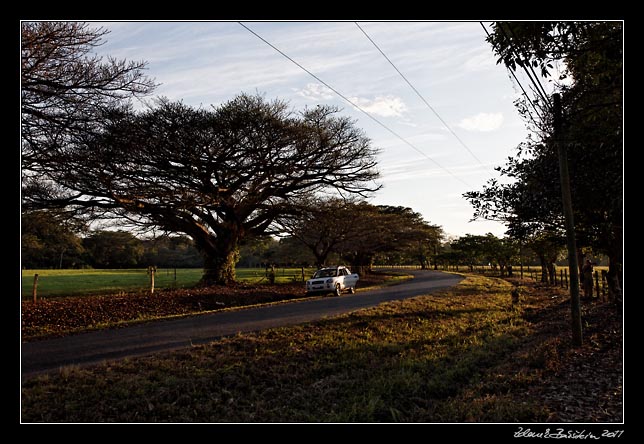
left=21, top=270, right=462, bottom=380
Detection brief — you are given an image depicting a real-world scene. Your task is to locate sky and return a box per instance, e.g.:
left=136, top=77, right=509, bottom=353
left=92, top=21, right=535, bottom=238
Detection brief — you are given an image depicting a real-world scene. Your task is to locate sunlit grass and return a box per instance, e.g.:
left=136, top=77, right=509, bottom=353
left=21, top=267, right=317, bottom=299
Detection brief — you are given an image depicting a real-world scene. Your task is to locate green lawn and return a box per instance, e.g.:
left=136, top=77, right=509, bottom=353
left=21, top=267, right=316, bottom=299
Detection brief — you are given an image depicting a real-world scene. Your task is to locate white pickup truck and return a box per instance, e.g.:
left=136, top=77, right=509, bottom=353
left=305, top=266, right=359, bottom=296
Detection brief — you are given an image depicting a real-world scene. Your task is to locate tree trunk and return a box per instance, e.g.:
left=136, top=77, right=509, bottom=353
left=539, top=255, right=548, bottom=283
left=314, top=252, right=325, bottom=269
left=547, top=262, right=556, bottom=285
left=201, top=247, right=239, bottom=285
left=350, top=252, right=373, bottom=277
left=607, top=253, right=622, bottom=303
left=577, top=248, right=585, bottom=277
left=196, top=229, right=241, bottom=286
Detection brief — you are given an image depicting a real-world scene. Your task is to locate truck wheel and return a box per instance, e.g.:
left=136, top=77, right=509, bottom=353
left=334, top=284, right=342, bottom=297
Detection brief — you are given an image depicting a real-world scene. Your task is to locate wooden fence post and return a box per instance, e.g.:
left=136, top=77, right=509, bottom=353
left=565, top=268, right=568, bottom=289
left=601, top=270, right=608, bottom=302
left=32, top=273, right=39, bottom=303
left=594, top=270, right=600, bottom=299
left=148, top=266, right=156, bottom=294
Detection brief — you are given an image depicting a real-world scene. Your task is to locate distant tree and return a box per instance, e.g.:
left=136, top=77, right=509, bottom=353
left=237, top=235, right=280, bottom=268
left=482, top=235, right=519, bottom=277
left=28, top=95, right=380, bottom=284
left=434, top=250, right=467, bottom=270
left=443, top=233, right=519, bottom=276
left=271, top=236, right=318, bottom=268
left=83, top=231, right=144, bottom=268
left=450, top=234, right=487, bottom=272
left=525, top=231, right=565, bottom=284
left=276, top=197, right=357, bottom=268
left=378, top=206, right=443, bottom=269
left=21, top=210, right=85, bottom=268
left=339, top=203, right=442, bottom=273
left=141, top=235, right=203, bottom=268
left=21, top=22, right=155, bottom=208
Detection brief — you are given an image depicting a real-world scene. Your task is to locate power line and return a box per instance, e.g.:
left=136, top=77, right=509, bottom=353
left=480, top=22, right=545, bottom=128
left=498, top=23, right=552, bottom=110
left=238, top=22, right=471, bottom=188
left=509, top=33, right=551, bottom=107
left=354, top=22, right=485, bottom=166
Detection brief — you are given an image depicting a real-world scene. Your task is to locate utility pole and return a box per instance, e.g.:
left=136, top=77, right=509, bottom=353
left=553, top=93, right=583, bottom=346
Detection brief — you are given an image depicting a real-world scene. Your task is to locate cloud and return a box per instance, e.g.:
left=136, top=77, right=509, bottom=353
left=295, top=83, right=335, bottom=100
left=348, top=95, right=408, bottom=118
left=457, top=112, right=504, bottom=132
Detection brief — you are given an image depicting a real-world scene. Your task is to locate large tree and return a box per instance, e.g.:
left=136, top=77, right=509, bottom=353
left=140, top=235, right=203, bottom=268
left=279, top=199, right=442, bottom=272
left=27, top=95, right=380, bottom=284
left=448, top=233, right=518, bottom=276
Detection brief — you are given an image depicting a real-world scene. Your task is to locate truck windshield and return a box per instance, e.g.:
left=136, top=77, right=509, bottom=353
left=313, top=268, right=337, bottom=278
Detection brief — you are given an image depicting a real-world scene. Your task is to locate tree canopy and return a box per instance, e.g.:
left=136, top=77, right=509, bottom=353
left=21, top=22, right=156, bottom=207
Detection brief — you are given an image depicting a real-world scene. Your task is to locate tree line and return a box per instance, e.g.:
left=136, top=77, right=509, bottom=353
left=24, top=204, right=602, bottom=279
left=21, top=201, right=444, bottom=271
left=22, top=211, right=202, bottom=269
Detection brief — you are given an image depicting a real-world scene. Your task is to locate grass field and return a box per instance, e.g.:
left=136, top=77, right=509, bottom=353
left=21, top=267, right=317, bottom=300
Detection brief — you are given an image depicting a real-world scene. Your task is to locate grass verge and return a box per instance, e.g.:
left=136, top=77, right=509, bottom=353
left=22, top=273, right=623, bottom=423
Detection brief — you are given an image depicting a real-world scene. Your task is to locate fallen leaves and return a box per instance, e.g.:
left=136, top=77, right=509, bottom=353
left=22, top=283, right=307, bottom=339
left=502, top=277, right=623, bottom=423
